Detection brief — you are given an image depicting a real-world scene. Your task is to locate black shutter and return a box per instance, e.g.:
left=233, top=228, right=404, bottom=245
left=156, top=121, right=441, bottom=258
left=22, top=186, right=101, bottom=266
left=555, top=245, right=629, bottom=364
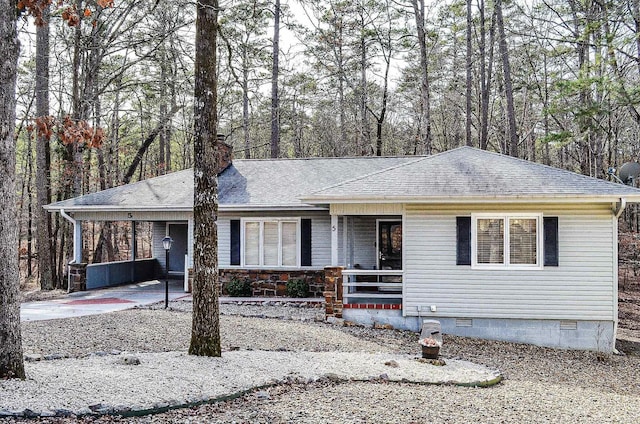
left=544, top=217, right=559, bottom=267
left=301, top=219, right=312, bottom=266
left=230, top=219, right=241, bottom=266
left=456, top=217, right=471, bottom=265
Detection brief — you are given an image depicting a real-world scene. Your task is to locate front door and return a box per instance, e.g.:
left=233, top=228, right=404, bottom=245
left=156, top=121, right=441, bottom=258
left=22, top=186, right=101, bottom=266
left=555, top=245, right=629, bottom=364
left=168, top=223, right=188, bottom=273
left=378, top=220, right=402, bottom=270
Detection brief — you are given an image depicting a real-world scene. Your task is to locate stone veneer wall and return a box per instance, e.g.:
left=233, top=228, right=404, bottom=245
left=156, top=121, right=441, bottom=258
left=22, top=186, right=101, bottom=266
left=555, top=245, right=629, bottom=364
left=68, top=263, right=88, bottom=292
left=323, top=266, right=343, bottom=318
left=218, top=269, right=325, bottom=297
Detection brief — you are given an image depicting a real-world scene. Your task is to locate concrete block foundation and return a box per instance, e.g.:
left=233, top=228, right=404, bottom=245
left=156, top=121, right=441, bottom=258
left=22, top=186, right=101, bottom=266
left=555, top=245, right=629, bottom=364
left=341, top=308, right=615, bottom=352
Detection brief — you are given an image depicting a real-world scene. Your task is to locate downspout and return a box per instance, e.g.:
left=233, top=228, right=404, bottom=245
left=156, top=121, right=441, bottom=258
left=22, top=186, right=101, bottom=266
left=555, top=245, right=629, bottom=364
left=612, top=198, right=626, bottom=353
left=59, top=208, right=77, bottom=293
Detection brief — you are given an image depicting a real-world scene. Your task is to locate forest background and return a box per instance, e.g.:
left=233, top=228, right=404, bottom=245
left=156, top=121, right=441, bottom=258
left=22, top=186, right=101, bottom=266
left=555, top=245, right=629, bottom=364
left=14, top=0, right=640, bottom=289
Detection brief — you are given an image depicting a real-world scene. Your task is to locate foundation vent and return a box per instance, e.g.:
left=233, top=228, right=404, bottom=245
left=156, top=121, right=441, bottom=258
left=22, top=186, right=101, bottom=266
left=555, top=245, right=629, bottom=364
left=560, top=320, right=578, bottom=331
left=455, top=318, right=473, bottom=327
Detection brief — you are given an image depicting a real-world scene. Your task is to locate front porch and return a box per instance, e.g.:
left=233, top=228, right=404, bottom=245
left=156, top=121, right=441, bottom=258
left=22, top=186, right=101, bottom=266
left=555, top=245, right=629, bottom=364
left=328, top=208, right=405, bottom=312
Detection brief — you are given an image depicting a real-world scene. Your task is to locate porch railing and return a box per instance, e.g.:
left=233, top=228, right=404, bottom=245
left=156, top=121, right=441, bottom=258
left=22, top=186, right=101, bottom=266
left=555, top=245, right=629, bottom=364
left=342, top=269, right=403, bottom=305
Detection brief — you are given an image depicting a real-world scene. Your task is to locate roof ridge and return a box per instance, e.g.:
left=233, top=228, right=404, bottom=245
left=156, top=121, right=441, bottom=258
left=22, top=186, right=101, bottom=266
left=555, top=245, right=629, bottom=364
left=461, top=146, right=631, bottom=189
left=233, top=155, right=425, bottom=162
left=307, top=156, right=429, bottom=195
left=307, top=148, right=466, bottom=196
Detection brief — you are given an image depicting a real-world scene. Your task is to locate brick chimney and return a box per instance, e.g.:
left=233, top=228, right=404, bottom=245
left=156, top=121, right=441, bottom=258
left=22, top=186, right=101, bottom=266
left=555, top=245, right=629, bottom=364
left=216, top=134, right=233, bottom=175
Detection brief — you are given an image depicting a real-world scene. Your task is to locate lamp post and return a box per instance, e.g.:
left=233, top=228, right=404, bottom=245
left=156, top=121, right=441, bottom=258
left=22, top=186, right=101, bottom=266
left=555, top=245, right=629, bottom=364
left=162, top=236, right=173, bottom=309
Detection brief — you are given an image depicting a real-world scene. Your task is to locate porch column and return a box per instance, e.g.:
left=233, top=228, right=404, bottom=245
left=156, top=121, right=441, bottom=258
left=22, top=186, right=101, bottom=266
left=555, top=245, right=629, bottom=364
left=331, top=214, right=339, bottom=266
left=73, top=219, right=82, bottom=264
left=131, top=221, right=137, bottom=261
left=343, top=216, right=348, bottom=267
left=131, top=221, right=137, bottom=282
left=186, top=217, right=194, bottom=292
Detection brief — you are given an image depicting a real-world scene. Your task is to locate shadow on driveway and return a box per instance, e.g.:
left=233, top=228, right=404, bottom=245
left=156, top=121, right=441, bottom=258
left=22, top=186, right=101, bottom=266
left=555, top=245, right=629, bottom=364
left=20, top=279, right=187, bottom=322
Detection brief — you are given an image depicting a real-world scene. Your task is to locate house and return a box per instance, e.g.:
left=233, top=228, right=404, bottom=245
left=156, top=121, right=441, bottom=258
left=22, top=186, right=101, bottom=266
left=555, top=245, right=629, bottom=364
left=45, top=146, right=640, bottom=351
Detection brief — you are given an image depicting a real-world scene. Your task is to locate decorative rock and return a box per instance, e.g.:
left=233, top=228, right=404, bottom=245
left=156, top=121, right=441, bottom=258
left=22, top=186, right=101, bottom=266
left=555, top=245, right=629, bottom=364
left=118, top=355, right=141, bottom=365
left=88, top=403, right=105, bottom=412
left=325, top=373, right=342, bottom=382
left=75, top=407, right=93, bottom=416
left=326, top=316, right=344, bottom=326
left=255, top=391, right=271, bottom=400
left=44, top=353, right=64, bottom=360
left=0, top=410, right=17, bottom=418
left=379, top=373, right=389, bottom=380
left=54, top=408, right=75, bottom=417
left=23, top=409, right=40, bottom=418
left=384, top=360, right=399, bottom=368
left=153, top=402, right=170, bottom=410
left=24, top=353, right=44, bottom=362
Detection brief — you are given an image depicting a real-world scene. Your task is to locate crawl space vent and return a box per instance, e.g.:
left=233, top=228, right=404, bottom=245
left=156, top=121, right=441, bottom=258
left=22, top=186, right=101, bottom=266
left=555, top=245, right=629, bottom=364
left=560, top=320, right=578, bottom=331
left=455, top=318, right=473, bottom=327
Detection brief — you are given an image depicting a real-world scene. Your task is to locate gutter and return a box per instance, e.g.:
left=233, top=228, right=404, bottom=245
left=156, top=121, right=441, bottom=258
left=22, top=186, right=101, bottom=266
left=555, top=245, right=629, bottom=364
left=59, top=209, right=77, bottom=293
left=614, top=198, right=627, bottom=218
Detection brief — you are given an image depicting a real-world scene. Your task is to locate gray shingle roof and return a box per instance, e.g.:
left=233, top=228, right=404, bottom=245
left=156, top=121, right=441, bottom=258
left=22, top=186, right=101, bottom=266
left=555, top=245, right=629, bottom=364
left=45, top=156, right=416, bottom=211
left=304, top=147, right=640, bottom=202
left=45, top=169, right=194, bottom=211
left=46, top=147, right=640, bottom=212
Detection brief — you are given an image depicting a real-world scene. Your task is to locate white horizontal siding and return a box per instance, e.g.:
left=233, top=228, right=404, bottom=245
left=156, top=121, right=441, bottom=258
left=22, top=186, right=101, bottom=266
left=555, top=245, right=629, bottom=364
left=152, top=222, right=167, bottom=271
left=74, top=211, right=191, bottom=222
left=331, top=203, right=403, bottom=216
left=312, top=214, right=333, bottom=267
left=350, top=217, right=377, bottom=269
left=404, top=207, right=615, bottom=321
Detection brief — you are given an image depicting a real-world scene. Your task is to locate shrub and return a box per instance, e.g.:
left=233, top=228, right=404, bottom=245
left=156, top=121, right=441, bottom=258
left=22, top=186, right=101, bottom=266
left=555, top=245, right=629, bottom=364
left=286, top=278, right=309, bottom=298
left=225, top=277, right=252, bottom=297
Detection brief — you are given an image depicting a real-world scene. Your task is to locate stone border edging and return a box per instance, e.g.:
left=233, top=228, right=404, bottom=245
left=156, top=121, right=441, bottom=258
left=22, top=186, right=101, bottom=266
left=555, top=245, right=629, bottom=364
left=0, top=372, right=503, bottom=419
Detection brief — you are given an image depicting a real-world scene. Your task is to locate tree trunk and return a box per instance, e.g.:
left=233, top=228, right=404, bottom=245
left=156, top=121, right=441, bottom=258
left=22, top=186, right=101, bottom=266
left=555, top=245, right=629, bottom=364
left=122, top=105, right=182, bottom=184
left=479, top=0, right=495, bottom=151
left=411, top=0, right=432, bottom=155
left=633, top=0, right=640, bottom=77
left=158, top=48, right=167, bottom=174
left=189, top=0, right=221, bottom=357
left=465, top=0, right=473, bottom=147
left=495, top=0, right=518, bottom=157
left=26, top=126, right=33, bottom=277
left=0, top=0, right=26, bottom=380
left=242, top=49, right=251, bottom=159
left=270, top=0, right=280, bottom=158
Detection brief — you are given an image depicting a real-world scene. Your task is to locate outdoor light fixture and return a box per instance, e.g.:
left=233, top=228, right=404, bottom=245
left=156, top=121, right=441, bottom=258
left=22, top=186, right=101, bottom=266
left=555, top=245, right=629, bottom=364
left=162, top=236, right=173, bottom=308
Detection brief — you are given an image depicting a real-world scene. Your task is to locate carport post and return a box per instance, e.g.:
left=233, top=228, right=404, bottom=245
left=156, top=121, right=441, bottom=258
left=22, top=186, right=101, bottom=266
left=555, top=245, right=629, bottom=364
left=162, top=236, right=173, bottom=308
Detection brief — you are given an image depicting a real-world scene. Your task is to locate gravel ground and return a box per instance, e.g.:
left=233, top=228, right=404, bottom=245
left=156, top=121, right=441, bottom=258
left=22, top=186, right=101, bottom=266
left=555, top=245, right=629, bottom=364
left=7, top=300, right=640, bottom=423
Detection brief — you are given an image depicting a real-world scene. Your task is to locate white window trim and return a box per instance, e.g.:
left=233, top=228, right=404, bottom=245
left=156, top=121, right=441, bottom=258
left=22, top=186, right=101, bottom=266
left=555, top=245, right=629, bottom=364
left=240, top=218, right=301, bottom=269
left=471, top=213, right=543, bottom=270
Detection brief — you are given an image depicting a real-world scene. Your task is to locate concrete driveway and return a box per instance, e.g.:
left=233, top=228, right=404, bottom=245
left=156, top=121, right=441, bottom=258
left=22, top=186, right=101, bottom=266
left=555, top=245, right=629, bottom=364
left=20, top=279, right=188, bottom=322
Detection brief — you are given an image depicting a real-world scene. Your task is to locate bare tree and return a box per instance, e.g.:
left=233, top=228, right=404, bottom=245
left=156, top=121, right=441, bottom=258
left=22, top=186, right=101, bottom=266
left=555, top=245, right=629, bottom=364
left=35, top=3, right=56, bottom=289
left=495, top=0, right=518, bottom=157
left=478, top=0, right=495, bottom=151
left=270, top=0, right=281, bottom=158
left=189, top=0, right=222, bottom=357
left=465, top=0, right=473, bottom=147
left=410, top=0, right=432, bottom=155
left=0, top=0, right=25, bottom=380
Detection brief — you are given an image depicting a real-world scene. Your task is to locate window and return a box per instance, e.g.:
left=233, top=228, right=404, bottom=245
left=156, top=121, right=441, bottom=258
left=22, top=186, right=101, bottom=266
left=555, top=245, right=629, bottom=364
left=471, top=214, right=542, bottom=269
left=242, top=219, right=300, bottom=267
